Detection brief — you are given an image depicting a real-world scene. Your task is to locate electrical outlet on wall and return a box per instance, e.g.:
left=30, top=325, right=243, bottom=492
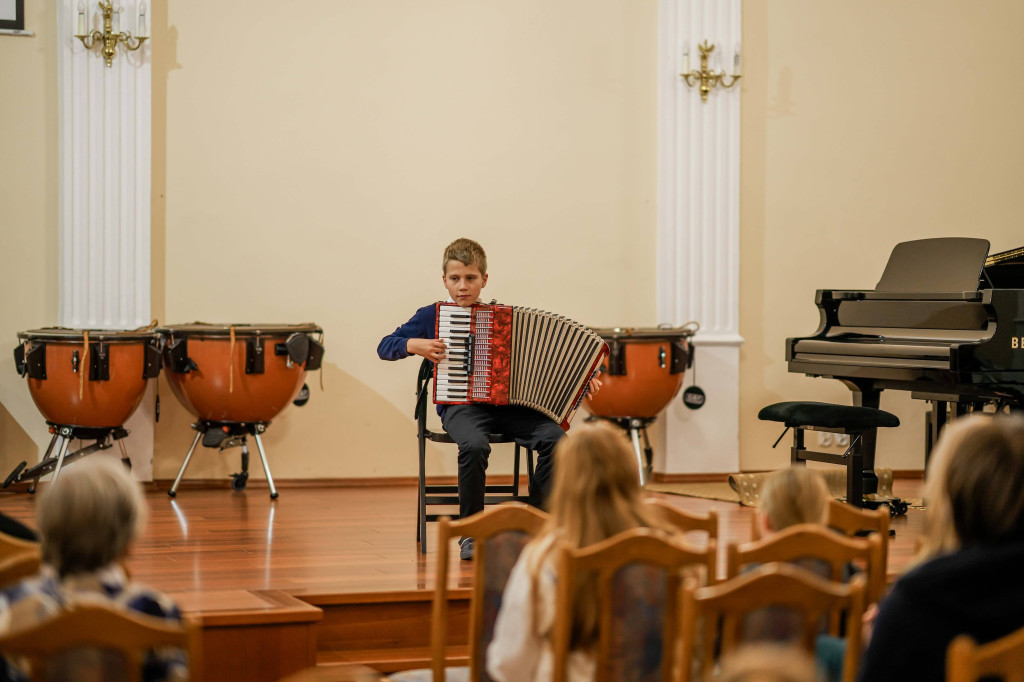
left=836, top=434, right=850, bottom=447
left=817, top=432, right=833, bottom=447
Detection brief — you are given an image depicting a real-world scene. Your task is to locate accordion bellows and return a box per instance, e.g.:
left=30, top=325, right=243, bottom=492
left=433, top=302, right=608, bottom=429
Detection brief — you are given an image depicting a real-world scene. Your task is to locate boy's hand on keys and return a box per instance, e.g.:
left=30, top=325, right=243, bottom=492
left=408, top=338, right=447, bottom=363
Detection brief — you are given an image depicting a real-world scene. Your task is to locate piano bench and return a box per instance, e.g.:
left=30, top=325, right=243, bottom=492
left=758, top=401, right=900, bottom=508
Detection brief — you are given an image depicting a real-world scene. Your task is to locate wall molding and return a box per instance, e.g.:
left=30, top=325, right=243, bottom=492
left=58, top=0, right=151, bottom=329
left=657, top=0, right=742, bottom=475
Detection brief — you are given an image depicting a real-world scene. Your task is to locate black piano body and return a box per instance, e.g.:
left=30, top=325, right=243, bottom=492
left=786, top=237, right=1024, bottom=473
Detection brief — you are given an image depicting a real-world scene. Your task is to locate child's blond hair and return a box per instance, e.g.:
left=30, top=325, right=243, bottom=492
left=442, top=238, right=487, bottom=275
left=916, top=413, right=1024, bottom=565
left=528, top=421, right=676, bottom=648
left=759, top=467, right=830, bottom=532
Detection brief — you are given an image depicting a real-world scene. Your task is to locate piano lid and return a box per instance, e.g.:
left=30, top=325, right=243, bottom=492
left=874, top=238, right=990, bottom=293
left=983, top=245, right=1024, bottom=289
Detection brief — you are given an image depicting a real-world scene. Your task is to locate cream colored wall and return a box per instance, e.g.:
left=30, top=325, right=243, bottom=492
left=0, top=4, right=59, bottom=475
left=151, top=0, right=659, bottom=480
left=6, top=2, right=1024, bottom=482
left=740, top=1, right=1024, bottom=472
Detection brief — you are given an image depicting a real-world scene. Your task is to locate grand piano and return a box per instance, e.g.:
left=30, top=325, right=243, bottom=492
left=786, top=237, right=1024, bottom=472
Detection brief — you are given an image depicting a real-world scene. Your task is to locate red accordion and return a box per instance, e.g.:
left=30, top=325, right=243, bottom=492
left=432, top=302, right=608, bottom=430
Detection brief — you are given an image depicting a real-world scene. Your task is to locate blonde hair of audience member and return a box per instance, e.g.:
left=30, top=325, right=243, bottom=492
left=529, top=421, right=677, bottom=649
left=717, top=643, right=821, bottom=682
left=37, top=456, right=147, bottom=577
left=914, top=413, right=1024, bottom=566
left=757, top=467, right=830, bottom=536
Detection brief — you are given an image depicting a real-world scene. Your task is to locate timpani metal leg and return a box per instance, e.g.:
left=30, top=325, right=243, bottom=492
left=49, top=435, right=73, bottom=485
left=117, top=437, right=131, bottom=471
left=252, top=433, right=279, bottom=500
left=168, top=430, right=203, bottom=498
left=628, top=420, right=646, bottom=486
left=26, top=432, right=60, bottom=494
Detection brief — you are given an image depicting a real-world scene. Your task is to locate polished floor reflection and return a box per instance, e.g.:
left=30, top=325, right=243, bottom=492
left=0, top=480, right=924, bottom=599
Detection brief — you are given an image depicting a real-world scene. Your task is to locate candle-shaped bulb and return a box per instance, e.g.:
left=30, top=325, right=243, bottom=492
left=138, top=1, right=146, bottom=36
left=112, top=5, right=119, bottom=33
left=77, top=1, right=86, bottom=35
left=682, top=44, right=690, bottom=74
left=734, top=48, right=741, bottom=74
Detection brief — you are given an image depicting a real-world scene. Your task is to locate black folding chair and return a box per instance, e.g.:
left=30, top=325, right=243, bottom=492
left=415, top=359, right=535, bottom=553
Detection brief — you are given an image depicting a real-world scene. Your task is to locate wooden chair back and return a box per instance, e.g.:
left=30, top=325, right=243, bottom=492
left=432, top=503, right=549, bottom=682
left=644, top=498, right=719, bottom=542
left=552, top=527, right=716, bottom=682
left=826, top=499, right=890, bottom=579
left=727, top=523, right=885, bottom=608
left=0, top=551, right=42, bottom=588
left=0, top=601, right=199, bottom=682
left=0, top=531, right=37, bottom=560
left=947, top=626, right=1024, bottom=682
left=679, top=563, right=865, bottom=682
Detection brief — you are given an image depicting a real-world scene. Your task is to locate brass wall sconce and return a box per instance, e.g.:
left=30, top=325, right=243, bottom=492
left=74, top=0, right=148, bottom=67
left=680, top=41, right=741, bottom=102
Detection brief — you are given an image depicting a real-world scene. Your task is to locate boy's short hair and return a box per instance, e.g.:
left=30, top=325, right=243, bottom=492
left=442, top=238, right=487, bottom=275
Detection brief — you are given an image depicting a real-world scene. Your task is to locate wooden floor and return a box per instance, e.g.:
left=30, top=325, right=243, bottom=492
left=0, top=478, right=925, bottom=678
left=0, top=478, right=925, bottom=595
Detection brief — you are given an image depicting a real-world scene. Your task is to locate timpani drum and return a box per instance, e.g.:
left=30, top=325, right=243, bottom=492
left=159, top=323, right=324, bottom=423
left=584, top=325, right=697, bottom=485
left=584, top=326, right=695, bottom=419
left=8, top=327, right=162, bottom=490
left=14, top=328, right=162, bottom=428
left=158, top=323, right=325, bottom=499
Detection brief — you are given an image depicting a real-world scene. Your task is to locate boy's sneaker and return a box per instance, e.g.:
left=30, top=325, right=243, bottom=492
left=459, top=537, right=474, bottom=561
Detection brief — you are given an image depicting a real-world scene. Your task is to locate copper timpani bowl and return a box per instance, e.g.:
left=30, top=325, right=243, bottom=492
left=158, top=323, right=324, bottom=424
left=15, top=328, right=162, bottom=428
left=584, top=327, right=694, bottom=419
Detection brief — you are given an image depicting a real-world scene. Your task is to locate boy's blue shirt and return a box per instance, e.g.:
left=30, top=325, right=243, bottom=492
left=377, top=303, right=438, bottom=361
left=378, top=303, right=446, bottom=417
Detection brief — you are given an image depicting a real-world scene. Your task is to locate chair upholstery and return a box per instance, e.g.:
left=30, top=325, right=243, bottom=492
left=679, top=563, right=865, bottom=682
left=947, top=625, right=1024, bottom=682
left=551, top=527, right=716, bottom=682
left=0, top=601, right=198, bottom=682
left=414, top=359, right=535, bottom=553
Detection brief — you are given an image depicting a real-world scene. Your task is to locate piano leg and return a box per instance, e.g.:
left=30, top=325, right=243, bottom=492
left=926, top=400, right=948, bottom=470
left=846, top=382, right=881, bottom=497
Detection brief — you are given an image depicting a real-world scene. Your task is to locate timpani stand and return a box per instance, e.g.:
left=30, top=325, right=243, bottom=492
left=585, top=325, right=697, bottom=484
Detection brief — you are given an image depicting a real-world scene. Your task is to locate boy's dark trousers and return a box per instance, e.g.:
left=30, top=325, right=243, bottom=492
left=441, top=404, right=564, bottom=520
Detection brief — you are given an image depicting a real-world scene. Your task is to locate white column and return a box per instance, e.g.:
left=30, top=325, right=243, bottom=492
left=58, top=0, right=153, bottom=480
left=657, top=0, right=742, bottom=474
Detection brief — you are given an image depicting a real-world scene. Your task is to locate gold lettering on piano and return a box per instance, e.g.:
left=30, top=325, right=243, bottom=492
left=1014, top=337, right=1021, bottom=350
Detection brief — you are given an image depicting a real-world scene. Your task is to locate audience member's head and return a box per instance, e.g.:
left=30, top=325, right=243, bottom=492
left=758, top=467, right=830, bottom=534
left=546, top=420, right=667, bottom=547
left=717, top=643, right=821, bottom=682
left=918, top=414, right=1024, bottom=562
left=37, top=457, right=147, bottom=578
